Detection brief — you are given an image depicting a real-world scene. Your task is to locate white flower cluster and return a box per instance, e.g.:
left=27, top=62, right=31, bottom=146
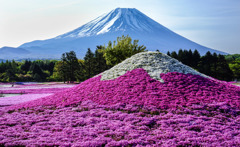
left=100, top=51, right=208, bottom=82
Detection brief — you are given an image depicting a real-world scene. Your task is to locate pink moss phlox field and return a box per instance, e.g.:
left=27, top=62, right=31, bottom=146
left=0, top=84, right=75, bottom=94
left=0, top=94, right=53, bottom=106
left=1, top=101, right=240, bottom=146
left=11, top=68, right=240, bottom=110
left=0, top=88, right=69, bottom=94
left=2, top=68, right=240, bottom=146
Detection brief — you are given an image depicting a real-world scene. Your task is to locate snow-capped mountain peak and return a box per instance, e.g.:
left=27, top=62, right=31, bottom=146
left=11, top=7, right=226, bottom=60
left=55, top=8, right=165, bottom=39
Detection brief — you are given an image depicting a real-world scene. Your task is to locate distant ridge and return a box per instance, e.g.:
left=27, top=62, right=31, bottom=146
left=0, top=8, right=227, bottom=59
left=0, top=47, right=30, bottom=60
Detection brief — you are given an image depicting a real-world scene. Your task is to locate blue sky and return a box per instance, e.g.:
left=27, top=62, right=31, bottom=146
left=1, top=0, right=240, bottom=54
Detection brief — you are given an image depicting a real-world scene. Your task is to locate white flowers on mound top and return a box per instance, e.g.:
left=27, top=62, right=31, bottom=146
left=100, top=51, right=208, bottom=82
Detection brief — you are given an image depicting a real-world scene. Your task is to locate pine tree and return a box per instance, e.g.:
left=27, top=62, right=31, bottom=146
left=61, top=51, right=80, bottom=82
left=192, top=50, right=200, bottom=69
left=216, top=55, right=233, bottom=81
left=170, top=51, right=178, bottom=59
left=93, top=46, right=109, bottom=75
left=187, top=49, right=193, bottom=67
left=167, top=51, right=171, bottom=56
left=84, top=48, right=95, bottom=79
left=212, top=53, right=218, bottom=76
left=177, top=49, right=184, bottom=62
left=21, top=60, right=32, bottom=73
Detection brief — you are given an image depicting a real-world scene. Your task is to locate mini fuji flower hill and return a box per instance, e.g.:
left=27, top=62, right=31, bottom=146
left=10, top=51, right=240, bottom=109
left=1, top=51, right=240, bottom=146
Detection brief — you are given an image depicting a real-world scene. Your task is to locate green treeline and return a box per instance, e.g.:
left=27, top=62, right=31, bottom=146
left=225, top=54, right=240, bottom=80
left=167, top=49, right=239, bottom=81
left=0, top=47, right=109, bottom=83
left=0, top=60, right=57, bottom=82
left=52, top=47, right=111, bottom=83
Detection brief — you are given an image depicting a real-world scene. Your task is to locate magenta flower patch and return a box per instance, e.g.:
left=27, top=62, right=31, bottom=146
left=1, top=101, right=240, bottom=146
left=1, top=68, right=240, bottom=146
left=10, top=68, right=240, bottom=110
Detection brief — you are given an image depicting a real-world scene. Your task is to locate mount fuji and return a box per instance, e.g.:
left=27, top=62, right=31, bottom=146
left=1, top=8, right=227, bottom=59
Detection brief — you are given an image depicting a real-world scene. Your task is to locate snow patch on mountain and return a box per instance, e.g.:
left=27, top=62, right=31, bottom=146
left=97, top=11, right=121, bottom=35
left=55, top=8, right=167, bottom=39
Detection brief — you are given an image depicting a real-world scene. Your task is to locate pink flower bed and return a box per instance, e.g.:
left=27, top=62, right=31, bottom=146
left=0, top=94, right=53, bottom=106
left=0, top=84, right=75, bottom=94
left=1, top=101, right=240, bottom=146
left=1, top=68, right=240, bottom=146
left=10, top=68, right=240, bottom=110
left=0, top=88, right=71, bottom=94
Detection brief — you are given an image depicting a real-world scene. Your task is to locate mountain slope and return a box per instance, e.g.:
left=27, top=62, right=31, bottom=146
left=0, top=47, right=31, bottom=60
left=18, top=8, right=227, bottom=59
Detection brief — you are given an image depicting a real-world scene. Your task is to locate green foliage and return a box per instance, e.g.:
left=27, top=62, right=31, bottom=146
left=226, top=54, right=240, bottom=80
left=170, top=51, right=178, bottom=60
left=168, top=49, right=234, bottom=81
left=54, top=49, right=109, bottom=82
left=0, top=48, right=110, bottom=82
left=33, top=73, right=42, bottom=82
left=229, top=61, right=240, bottom=80
left=93, top=46, right=109, bottom=75
left=0, top=69, right=17, bottom=82
left=20, top=60, right=32, bottom=73
left=167, top=51, right=171, bottom=56
left=60, top=51, right=80, bottom=82
left=84, top=48, right=95, bottom=79
left=215, top=55, right=233, bottom=81
left=192, top=50, right=201, bottom=69
left=79, top=47, right=110, bottom=81
left=170, top=49, right=200, bottom=70
left=101, top=35, right=147, bottom=66
left=0, top=59, right=56, bottom=82
left=225, top=54, right=240, bottom=62
left=53, top=60, right=68, bottom=82
left=74, top=60, right=85, bottom=82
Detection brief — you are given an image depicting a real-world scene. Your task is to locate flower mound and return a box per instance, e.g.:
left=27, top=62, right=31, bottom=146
left=10, top=68, right=240, bottom=110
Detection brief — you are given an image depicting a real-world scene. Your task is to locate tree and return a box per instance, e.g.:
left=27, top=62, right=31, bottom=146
left=170, top=51, right=178, bottom=59
left=20, top=60, right=32, bottom=73
left=47, top=61, right=56, bottom=75
left=216, top=55, right=233, bottom=81
left=51, top=61, right=67, bottom=82
left=187, top=49, right=193, bottom=67
left=177, top=49, right=184, bottom=62
left=93, top=46, right=110, bottom=75
left=61, top=51, right=80, bottom=82
left=212, top=53, right=218, bottom=76
left=166, top=49, right=234, bottom=81
left=229, top=60, right=240, bottom=80
left=192, top=50, right=201, bottom=69
left=33, top=73, right=42, bottom=82
left=84, top=48, right=95, bottom=79
left=101, top=35, right=147, bottom=66
left=199, top=51, right=212, bottom=76
left=29, top=63, right=44, bottom=81
left=167, top=51, right=171, bottom=56
left=75, top=59, right=85, bottom=82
